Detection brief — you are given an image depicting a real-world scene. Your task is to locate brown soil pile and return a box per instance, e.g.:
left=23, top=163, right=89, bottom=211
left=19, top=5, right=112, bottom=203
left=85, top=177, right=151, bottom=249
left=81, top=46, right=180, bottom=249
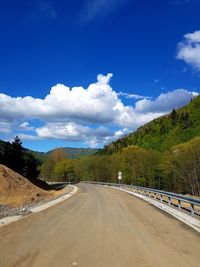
left=0, top=164, right=65, bottom=207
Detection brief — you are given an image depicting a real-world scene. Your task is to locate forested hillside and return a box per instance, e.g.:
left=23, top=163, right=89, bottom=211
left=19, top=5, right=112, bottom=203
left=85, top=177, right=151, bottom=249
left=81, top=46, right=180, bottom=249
left=47, top=147, right=98, bottom=159
left=101, top=96, right=200, bottom=154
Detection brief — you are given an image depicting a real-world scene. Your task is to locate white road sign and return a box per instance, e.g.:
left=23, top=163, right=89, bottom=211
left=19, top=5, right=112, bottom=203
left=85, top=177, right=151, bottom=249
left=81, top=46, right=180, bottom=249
left=118, top=171, right=122, bottom=180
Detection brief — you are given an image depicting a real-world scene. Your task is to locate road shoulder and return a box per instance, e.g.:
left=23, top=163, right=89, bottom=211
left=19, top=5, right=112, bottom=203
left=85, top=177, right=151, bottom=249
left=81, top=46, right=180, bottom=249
left=0, top=185, right=78, bottom=228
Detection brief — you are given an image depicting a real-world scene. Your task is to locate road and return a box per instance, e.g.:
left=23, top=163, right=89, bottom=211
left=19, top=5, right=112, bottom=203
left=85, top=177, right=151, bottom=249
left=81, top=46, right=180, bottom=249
left=0, top=184, right=200, bottom=267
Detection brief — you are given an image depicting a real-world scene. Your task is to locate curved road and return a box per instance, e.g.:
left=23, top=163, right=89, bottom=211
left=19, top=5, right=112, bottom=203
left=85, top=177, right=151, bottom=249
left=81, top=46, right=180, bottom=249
left=0, top=184, right=200, bottom=267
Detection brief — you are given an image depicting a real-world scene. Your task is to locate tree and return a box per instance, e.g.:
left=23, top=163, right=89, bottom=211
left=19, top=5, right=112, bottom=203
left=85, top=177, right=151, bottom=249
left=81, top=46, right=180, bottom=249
left=24, top=153, right=40, bottom=180
left=170, top=109, right=177, bottom=125
left=39, top=148, right=67, bottom=181
left=161, top=137, right=200, bottom=195
left=49, top=148, right=66, bottom=163
left=121, top=146, right=146, bottom=185
left=40, top=158, right=55, bottom=181
left=6, top=136, right=25, bottom=175
left=54, top=159, right=75, bottom=182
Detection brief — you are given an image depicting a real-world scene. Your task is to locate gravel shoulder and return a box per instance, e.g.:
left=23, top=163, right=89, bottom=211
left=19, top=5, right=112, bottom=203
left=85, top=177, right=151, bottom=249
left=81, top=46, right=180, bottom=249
left=0, top=185, right=73, bottom=219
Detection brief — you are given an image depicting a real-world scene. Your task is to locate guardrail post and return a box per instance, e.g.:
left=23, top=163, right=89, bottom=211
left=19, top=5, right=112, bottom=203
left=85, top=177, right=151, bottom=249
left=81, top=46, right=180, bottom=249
left=168, top=197, right=171, bottom=206
left=190, top=204, right=195, bottom=216
left=178, top=200, right=181, bottom=210
left=154, top=193, right=156, bottom=199
left=160, top=195, right=163, bottom=202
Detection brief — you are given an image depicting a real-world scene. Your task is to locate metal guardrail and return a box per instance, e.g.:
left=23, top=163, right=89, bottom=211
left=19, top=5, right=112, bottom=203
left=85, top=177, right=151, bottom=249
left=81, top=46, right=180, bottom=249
left=83, top=181, right=200, bottom=216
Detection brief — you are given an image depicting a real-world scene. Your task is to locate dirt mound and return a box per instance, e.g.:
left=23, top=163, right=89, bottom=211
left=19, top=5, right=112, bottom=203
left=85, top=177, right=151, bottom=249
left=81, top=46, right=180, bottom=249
left=0, top=165, right=45, bottom=196
left=0, top=164, right=65, bottom=207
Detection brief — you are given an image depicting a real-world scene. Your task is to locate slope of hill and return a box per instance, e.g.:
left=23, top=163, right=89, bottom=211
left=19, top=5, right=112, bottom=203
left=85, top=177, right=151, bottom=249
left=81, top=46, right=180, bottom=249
left=101, top=96, right=200, bottom=154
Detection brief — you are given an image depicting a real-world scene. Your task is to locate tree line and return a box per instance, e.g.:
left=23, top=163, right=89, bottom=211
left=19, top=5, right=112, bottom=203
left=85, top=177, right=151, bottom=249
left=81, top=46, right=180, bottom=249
left=1, top=135, right=200, bottom=196
left=40, top=136, right=200, bottom=196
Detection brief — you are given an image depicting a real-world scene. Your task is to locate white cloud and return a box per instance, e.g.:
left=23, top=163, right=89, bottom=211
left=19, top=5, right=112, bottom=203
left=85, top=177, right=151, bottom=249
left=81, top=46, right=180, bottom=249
left=177, top=30, right=200, bottom=71
left=19, top=122, right=34, bottom=131
left=36, top=122, right=90, bottom=140
left=18, top=134, right=38, bottom=141
left=0, top=73, right=198, bottom=148
left=118, top=92, right=149, bottom=100
left=29, top=122, right=118, bottom=148
left=19, top=122, right=131, bottom=148
left=135, top=89, right=198, bottom=113
left=0, top=73, right=118, bottom=124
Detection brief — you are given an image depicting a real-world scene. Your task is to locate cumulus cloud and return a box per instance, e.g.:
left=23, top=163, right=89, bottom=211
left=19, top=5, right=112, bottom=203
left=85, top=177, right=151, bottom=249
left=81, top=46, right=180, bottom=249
left=38, top=123, right=130, bottom=147
left=177, top=30, right=200, bottom=71
left=22, top=122, right=126, bottom=147
left=0, top=73, right=117, bottom=124
left=0, top=73, right=198, bottom=147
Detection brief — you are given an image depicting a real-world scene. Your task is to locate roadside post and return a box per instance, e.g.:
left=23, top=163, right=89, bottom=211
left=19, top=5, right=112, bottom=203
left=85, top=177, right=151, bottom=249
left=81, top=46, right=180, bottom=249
left=118, top=171, right=122, bottom=186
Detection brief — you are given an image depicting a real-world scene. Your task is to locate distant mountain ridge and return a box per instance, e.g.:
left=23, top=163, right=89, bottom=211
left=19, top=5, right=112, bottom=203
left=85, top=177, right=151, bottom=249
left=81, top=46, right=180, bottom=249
left=0, top=140, right=98, bottom=161
left=100, top=95, right=200, bottom=154
left=46, top=147, right=98, bottom=159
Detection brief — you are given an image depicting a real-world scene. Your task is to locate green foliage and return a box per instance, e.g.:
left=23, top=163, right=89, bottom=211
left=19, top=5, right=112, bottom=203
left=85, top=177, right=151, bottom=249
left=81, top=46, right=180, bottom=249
left=161, top=137, right=200, bottom=195
left=72, top=146, right=161, bottom=189
left=40, top=148, right=66, bottom=181
left=54, top=159, right=75, bottom=182
left=0, top=136, right=40, bottom=180
left=101, top=95, right=200, bottom=154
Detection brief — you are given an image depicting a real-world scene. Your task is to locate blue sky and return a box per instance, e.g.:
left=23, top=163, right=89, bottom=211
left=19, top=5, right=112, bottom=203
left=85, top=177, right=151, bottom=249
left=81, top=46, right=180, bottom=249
left=0, top=0, right=200, bottom=151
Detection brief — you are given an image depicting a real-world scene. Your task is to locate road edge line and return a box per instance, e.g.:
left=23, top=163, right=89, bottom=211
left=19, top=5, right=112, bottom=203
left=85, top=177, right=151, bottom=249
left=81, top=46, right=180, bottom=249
left=0, top=185, right=78, bottom=228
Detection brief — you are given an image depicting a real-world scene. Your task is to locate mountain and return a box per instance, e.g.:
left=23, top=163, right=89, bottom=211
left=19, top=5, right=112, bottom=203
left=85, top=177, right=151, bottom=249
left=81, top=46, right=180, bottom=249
left=100, top=96, right=200, bottom=154
left=47, top=147, right=98, bottom=159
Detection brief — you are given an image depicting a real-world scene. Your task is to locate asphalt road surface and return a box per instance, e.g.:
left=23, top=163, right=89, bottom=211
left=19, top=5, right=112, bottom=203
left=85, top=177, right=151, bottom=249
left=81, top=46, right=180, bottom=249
left=0, top=184, right=200, bottom=267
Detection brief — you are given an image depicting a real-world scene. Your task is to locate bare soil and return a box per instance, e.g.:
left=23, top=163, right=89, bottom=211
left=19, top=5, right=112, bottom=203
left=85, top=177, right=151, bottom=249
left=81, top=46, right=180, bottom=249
left=0, top=164, right=68, bottom=216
